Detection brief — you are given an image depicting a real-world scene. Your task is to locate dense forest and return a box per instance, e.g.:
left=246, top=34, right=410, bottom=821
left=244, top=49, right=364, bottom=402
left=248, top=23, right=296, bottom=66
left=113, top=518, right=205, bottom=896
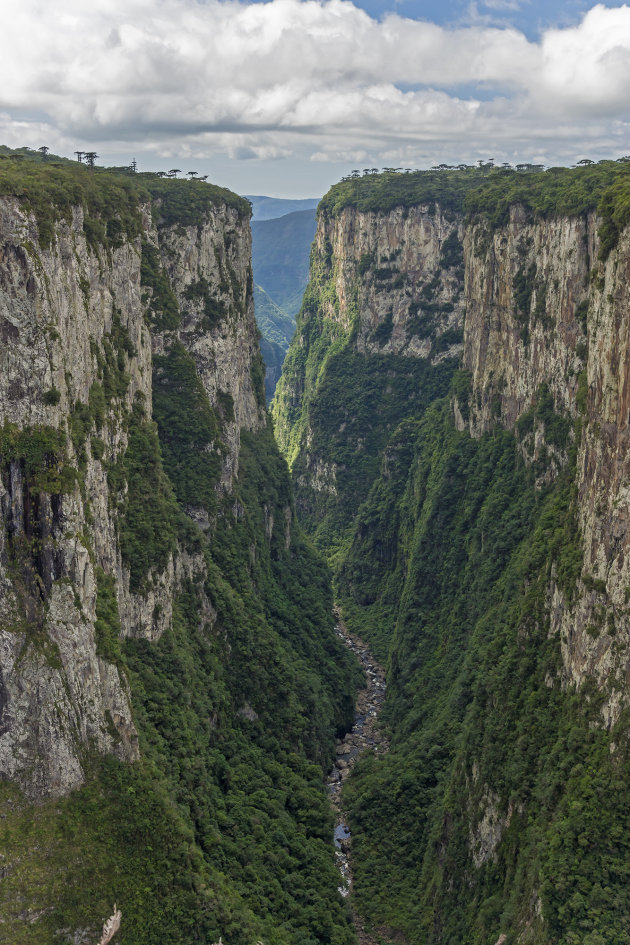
left=4, top=146, right=630, bottom=945
left=274, top=159, right=630, bottom=944
left=0, top=147, right=361, bottom=945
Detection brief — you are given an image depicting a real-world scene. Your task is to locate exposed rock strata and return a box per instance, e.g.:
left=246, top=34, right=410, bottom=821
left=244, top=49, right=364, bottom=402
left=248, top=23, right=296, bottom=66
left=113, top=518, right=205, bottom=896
left=319, top=205, right=465, bottom=358
left=278, top=198, right=630, bottom=723
left=0, top=193, right=260, bottom=798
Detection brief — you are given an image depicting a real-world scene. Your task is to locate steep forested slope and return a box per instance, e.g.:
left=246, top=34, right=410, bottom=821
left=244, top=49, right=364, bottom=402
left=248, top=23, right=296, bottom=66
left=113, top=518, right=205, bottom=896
left=251, top=208, right=318, bottom=401
left=275, top=161, right=630, bottom=944
left=0, top=149, right=359, bottom=945
left=252, top=208, right=317, bottom=318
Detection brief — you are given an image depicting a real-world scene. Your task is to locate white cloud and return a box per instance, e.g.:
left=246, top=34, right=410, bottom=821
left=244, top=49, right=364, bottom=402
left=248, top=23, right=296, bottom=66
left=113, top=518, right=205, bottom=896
left=0, top=0, right=629, bottom=170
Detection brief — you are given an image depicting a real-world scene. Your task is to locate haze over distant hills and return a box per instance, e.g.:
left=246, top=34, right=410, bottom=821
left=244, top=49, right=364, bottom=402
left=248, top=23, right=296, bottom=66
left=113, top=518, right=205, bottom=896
left=246, top=194, right=319, bottom=221
left=252, top=209, right=317, bottom=317
left=247, top=197, right=319, bottom=401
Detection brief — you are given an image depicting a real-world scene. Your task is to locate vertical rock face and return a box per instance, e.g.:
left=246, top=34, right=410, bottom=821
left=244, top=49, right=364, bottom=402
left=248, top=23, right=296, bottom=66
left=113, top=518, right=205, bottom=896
left=272, top=167, right=630, bottom=945
left=555, top=226, right=630, bottom=717
left=461, top=208, right=592, bottom=435
left=314, top=204, right=465, bottom=358
left=273, top=203, right=464, bottom=542
left=152, top=208, right=265, bottom=482
left=277, top=184, right=630, bottom=722
left=458, top=210, right=630, bottom=721
left=0, top=188, right=260, bottom=799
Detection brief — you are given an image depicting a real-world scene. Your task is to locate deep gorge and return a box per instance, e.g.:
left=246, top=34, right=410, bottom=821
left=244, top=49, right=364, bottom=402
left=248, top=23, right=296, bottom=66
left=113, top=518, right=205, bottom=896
left=274, top=162, right=630, bottom=944
left=3, top=151, right=630, bottom=945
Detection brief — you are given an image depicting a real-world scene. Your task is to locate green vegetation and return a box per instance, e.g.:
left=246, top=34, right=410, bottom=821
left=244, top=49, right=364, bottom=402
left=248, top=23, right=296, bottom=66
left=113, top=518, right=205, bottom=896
left=274, top=223, right=458, bottom=565
left=145, top=175, right=250, bottom=227
left=513, top=261, right=536, bottom=322
left=96, top=412, right=359, bottom=944
left=15, top=149, right=630, bottom=945
left=4, top=394, right=359, bottom=945
left=96, top=310, right=135, bottom=406
left=0, top=150, right=362, bottom=945
left=439, top=229, right=464, bottom=270
left=0, top=755, right=297, bottom=945
left=0, top=147, right=144, bottom=249
left=152, top=341, right=224, bottom=512
left=120, top=568, right=357, bottom=945
left=369, top=310, right=393, bottom=346
left=94, top=566, right=123, bottom=663
left=140, top=241, right=180, bottom=329
left=271, top=161, right=630, bottom=944
left=319, top=166, right=492, bottom=218
left=319, top=162, right=630, bottom=253
left=250, top=347, right=267, bottom=410
left=182, top=276, right=227, bottom=329
left=109, top=401, right=180, bottom=593
left=259, top=334, right=287, bottom=404
left=0, top=146, right=248, bottom=252
left=332, top=391, right=630, bottom=944
left=0, top=422, right=76, bottom=494
left=42, top=388, right=61, bottom=406
left=254, top=284, right=295, bottom=349
left=290, top=348, right=455, bottom=555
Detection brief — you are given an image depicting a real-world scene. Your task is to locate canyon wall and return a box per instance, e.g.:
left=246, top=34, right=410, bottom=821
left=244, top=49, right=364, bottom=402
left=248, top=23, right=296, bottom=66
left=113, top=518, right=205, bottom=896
left=0, top=157, right=356, bottom=945
left=0, top=186, right=263, bottom=799
left=276, top=180, right=630, bottom=721
left=274, top=164, right=630, bottom=944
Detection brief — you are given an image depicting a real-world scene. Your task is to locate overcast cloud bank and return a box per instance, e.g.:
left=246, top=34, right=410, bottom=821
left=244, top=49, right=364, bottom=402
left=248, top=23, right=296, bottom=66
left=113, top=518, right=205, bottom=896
left=2, top=0, right=630, bottom=177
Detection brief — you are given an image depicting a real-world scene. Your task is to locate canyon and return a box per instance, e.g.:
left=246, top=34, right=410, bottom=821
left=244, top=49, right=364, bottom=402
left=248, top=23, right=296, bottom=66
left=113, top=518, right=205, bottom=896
left=3, top=153, right=630, bottom=944
left=274, top=163, right=630, bottom=944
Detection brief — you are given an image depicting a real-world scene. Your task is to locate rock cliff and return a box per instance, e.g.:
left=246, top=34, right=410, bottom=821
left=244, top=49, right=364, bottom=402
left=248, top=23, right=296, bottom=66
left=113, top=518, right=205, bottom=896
left=276, top=170, right=630, bottom=721
left=273, top=200, right=461, bottom=545
left=0, top=153, right=357, bottom=945
left=274, top=163, right=630, bottom=944
left=0, top=182, right=263, bottom=799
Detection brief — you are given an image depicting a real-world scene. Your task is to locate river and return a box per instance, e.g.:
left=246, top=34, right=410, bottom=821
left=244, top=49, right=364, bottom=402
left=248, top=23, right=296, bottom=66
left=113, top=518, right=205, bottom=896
left=327, top=609, right=390, bottom=945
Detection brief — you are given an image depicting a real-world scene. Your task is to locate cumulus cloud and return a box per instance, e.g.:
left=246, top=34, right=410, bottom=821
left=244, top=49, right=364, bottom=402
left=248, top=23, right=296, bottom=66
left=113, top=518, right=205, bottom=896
left=1, top=0, right=630, bottom=167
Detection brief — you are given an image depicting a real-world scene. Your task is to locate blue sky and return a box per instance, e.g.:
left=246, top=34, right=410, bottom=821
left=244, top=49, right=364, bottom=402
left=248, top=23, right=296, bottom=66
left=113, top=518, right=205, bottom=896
left=1, top=0, right=630, bottom=196
left=353, top=0, right=600, bottom=36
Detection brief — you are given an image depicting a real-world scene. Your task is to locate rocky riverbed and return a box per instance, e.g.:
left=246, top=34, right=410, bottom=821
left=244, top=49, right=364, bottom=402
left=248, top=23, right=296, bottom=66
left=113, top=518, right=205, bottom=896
left=327, top=609, right=389, bottom=944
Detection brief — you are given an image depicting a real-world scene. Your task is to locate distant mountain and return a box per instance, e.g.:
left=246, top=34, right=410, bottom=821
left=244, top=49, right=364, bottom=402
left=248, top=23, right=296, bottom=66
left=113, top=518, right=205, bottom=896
left=250, top=205, right=319, bottom=401
left=252, top=208, right=317, bottom=317
left=245, top=194, right=319, bottom=221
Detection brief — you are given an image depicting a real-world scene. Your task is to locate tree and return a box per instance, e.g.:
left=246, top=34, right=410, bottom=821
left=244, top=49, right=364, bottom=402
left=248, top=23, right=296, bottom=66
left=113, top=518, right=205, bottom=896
left=187, top=170, right=198, bottom=179
left=84, top=151, right=98, bottom=167
left=74, top=151, right=84, bottom=162
left=168, top=168, right=181, bottom=178
left=38, top=146, right=49, bottom=157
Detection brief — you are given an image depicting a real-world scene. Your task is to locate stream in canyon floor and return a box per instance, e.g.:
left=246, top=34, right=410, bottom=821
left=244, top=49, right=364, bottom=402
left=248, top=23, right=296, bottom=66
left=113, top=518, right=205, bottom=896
left=327, top=609, right=389, bottom=945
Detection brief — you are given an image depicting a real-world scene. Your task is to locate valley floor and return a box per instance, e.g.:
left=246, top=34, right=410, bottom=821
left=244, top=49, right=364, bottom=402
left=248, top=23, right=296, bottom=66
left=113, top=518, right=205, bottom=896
left=328, top=610, right=391, bottom=945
